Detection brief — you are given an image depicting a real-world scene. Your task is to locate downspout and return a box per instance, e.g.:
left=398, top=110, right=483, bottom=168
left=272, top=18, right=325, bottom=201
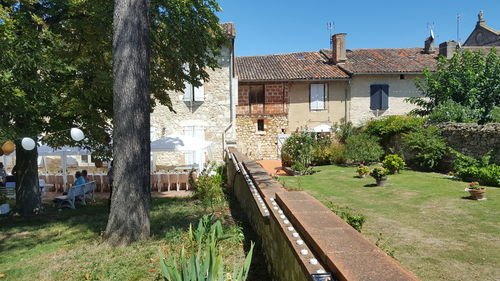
left=223, top=37, right=236, bottom=156
left=345, top=79, right=351, bottom=121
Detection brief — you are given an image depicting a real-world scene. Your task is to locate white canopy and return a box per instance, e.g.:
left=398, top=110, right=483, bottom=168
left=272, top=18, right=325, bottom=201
left=312, top=124, right=331, bottom=133
left=37, top=145, right=92, bottom=156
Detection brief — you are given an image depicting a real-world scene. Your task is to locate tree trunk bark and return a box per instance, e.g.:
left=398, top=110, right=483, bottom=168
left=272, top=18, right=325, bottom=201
left=15, top=141, right=41, bottom=215
left=104, top=0, right=151, bottom=246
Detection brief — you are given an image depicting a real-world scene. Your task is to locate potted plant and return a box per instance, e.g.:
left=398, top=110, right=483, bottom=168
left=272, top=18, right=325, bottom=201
left=382, top=154, right=405, bottom=174
left=465, top=182, right=486, bottom=200
left=370, top=167, right=388, bottom=186
left=0, top=193, right=9, bottom=215
left=356, top=164, right=370, bottom=178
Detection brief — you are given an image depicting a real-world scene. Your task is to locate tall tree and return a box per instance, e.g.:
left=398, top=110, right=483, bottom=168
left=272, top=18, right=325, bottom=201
left=408, top=49, right=500, bottom=123
left=0, top=0, right=225, bottom=222
left=103, top=0, right=151, bottom=246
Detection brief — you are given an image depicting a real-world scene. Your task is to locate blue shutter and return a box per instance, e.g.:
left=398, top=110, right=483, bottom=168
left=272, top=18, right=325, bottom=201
left=370, top=85, right=380, bottom=110
left=381, top=85, right=389, bottom=110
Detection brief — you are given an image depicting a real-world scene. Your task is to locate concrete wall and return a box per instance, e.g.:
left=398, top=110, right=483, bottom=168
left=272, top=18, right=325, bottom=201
left=150, top=45, right=234, bottom=166
left=226, top=148, right=420, bottom=281
left=288, top=81, right=348, bottom=132
left=349, top=74, right=422, bottom=125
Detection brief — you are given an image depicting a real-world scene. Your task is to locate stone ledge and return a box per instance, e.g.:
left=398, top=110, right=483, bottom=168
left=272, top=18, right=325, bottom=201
left=276, top=192, right=420, bottom=281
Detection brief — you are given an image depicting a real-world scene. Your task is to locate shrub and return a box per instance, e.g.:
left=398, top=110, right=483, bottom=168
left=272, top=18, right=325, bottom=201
left=159, top=216, right=254, bottom=281
left=450, top=150, right=481, bottom=172
left=356, top=164, right=371, bottom=177
left=311, top=134, right=333, bottom=165
left=344, top=133, right=384, bottom=164
left=382, top=154, right=406, bottom=174
left=327, top=142, right=347, bottom=164
left=332, top=118, right=356, bottom=144
left=402, top=126, right=448, bottom=171
left=491, top=106, right=500, bottom=123
left=456, top=165, right=500, bottom=187
left=327, top=202, right=366, bottom=232
left=364, top=115, right=426, bottom=139
left=193, top=165, right=225, bottom=212
left=281, top=132, right=315, bottom=168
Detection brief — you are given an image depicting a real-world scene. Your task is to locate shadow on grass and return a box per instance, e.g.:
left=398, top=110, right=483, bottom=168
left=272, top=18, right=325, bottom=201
left=0, top=197, right=204, bottom=254
left=364, top=183, right=379, bottom=187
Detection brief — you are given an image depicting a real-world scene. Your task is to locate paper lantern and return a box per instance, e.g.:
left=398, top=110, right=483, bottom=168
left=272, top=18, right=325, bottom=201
left=70, top=128, right=85, bottom=141
left=21, top=137, right=36, bottom=150
left=94, top=160, right=103, bottom=168
left=1, top=141, right=15, bottom=155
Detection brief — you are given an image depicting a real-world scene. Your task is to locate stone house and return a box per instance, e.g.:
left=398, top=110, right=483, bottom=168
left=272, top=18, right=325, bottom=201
left=463, top=11, right=499, bottom=47
left=150, top=23, right=237, bottom=168
left=235, top=33, right=438, bottom=159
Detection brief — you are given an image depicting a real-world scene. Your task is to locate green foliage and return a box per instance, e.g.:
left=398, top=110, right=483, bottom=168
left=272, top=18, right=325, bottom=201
left=356, top=164, right=371, bottom=177
left=408, top=49, right=500, bottom=124
left=327, top=142, right=347, bottom=164
left=402, top=126, right=448, bottom=171
left=450, top=150, right=483, bottom=172
left=456, top=165, right=500, bottom=187
left=327, top=201, right=366, bottom=232
left=375, top=233, right=396, bottom=259
left=344, top=133, right=384, bottom=164
left=382, top=154, right=406, bottom=174
left=427, top=100, right=480, bottom=123
left=364, top=115, right=426, bottom=139
left=281, top=132, right=315, bottom=169
left=491, top=106, right=500, bottom=123
left=370, top=167, right=389, bottom=181
left=0, top=193, right=7, bottom=204
left=311, top=134, right=333, bottom=165
left=193, top=166, right=225, bottom=212
left=159, top=216, right=254, bottom=281
left=332, top=118, right=356, bottom=144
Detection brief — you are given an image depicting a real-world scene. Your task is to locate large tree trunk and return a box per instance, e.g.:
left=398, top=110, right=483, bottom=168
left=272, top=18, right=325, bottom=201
left=104, top=0, right=151, bottom=246
left=14, top=141, right=41, bottom=215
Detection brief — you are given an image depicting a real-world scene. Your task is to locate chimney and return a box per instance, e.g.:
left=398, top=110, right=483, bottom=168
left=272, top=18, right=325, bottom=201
left=332, top=33, right=347, bottom=64
left=439, top=41, right=457, bottom=59
left=424, top=36, right=436, bottom=54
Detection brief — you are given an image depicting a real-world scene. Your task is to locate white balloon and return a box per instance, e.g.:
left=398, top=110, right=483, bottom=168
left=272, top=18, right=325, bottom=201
left=70, top=128, right=85, bottom=141
left=21, top=137, right=36, bottom=151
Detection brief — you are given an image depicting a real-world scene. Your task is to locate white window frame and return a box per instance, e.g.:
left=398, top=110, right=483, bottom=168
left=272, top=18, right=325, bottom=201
left=310, top=83, right=327, bottom=111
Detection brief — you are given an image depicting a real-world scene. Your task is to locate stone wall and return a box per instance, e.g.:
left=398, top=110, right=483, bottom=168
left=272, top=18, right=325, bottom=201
left=226, top=148, right=420, bottom=281
left=150, top=44, right=234, bottom=166
left=237, top=83, right=289, bottom=115
left=236, top=114, right=288, bottom=160
left=435, top=123, right=500, bottom=164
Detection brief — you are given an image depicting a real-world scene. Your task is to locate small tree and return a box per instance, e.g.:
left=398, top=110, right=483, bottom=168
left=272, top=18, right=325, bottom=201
left=408, top=49, right=500, bottom=124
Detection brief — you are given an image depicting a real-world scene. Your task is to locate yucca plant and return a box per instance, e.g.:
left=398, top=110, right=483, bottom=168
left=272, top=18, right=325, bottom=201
left=159, top=216, right=254, bottom=281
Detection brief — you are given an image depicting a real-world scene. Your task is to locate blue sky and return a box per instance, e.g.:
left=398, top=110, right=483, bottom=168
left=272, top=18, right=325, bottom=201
left=217, top=0, right=500, bottom=56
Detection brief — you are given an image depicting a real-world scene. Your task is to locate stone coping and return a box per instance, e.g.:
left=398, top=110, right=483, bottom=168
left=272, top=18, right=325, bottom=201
left=227, top=147, right=420, bottom=281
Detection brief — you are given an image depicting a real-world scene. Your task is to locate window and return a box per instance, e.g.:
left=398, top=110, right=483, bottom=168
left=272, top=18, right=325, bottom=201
left=257, top=119, right=265, bottom=131
left=249, top=85, right=264, bottom=104
left=310, top=84, right=326, bottom=110
left=184, top=126, right=205, bottom=140
left=183, top=81, right=204, bottom=102
left=400, top=74, right=405, bottom=80
left=370, top=84, right=389, bottom=110
left=81, top=155, right=89, bottom=164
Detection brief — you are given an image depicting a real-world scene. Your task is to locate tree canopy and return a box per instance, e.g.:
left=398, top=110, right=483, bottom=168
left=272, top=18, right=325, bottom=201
left=408, top=49, right=500, bottom=124
left=0, top=0, right=226, bottom=215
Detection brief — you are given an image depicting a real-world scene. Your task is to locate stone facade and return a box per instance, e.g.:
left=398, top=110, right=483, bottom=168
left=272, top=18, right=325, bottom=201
left=435, top=123, right=500, bottom=164
left=150, top=43, right=236, bottom=168
left=236, top=114, right=288, bottom=160
left=464, top=11, right=500, bottom=46
left=348, top=74, right=422, bottom=125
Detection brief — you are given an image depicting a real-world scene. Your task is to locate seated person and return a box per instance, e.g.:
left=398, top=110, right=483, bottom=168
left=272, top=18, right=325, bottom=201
left=73, top=171, right=86, bottom=186
left=81, top=170, right=88, bottom=183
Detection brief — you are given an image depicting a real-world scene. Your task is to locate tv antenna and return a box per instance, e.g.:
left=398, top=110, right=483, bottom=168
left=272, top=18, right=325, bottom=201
left=427, top=22, right=435, bottom=39
left=327, top=21, right=335, bottom=47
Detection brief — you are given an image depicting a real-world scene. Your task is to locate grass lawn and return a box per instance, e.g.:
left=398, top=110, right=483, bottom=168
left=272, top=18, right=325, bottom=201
left=279, top=165, right=500, bottom=281
left=0, top=197, right=260, bottom=281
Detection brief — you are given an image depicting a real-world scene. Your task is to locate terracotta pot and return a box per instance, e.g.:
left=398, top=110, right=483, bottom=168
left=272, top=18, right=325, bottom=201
left=376, top=177, right=388, bottom=186
left=467, top=188, right=486, bottom=200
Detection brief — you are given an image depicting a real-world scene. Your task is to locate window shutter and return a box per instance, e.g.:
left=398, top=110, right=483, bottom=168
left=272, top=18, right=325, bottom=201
left=184, top=126, right=194, bottom=137
left=381, top=85, right=389, bottom=110
left=183, top=81, right=193, bottom=101
left=310, top=84, right=325, bottom=110
left=194, top=126, right=205, bottom=140
left=194, top=81, right=204, bottom=101
left=370, top=85, right=380, bottom=110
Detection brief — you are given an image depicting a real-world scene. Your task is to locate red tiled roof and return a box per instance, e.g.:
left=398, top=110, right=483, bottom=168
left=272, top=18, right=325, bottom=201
left=320, top=48, right=438, bottom=74
left=235, top=51, right=349, bottom=81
